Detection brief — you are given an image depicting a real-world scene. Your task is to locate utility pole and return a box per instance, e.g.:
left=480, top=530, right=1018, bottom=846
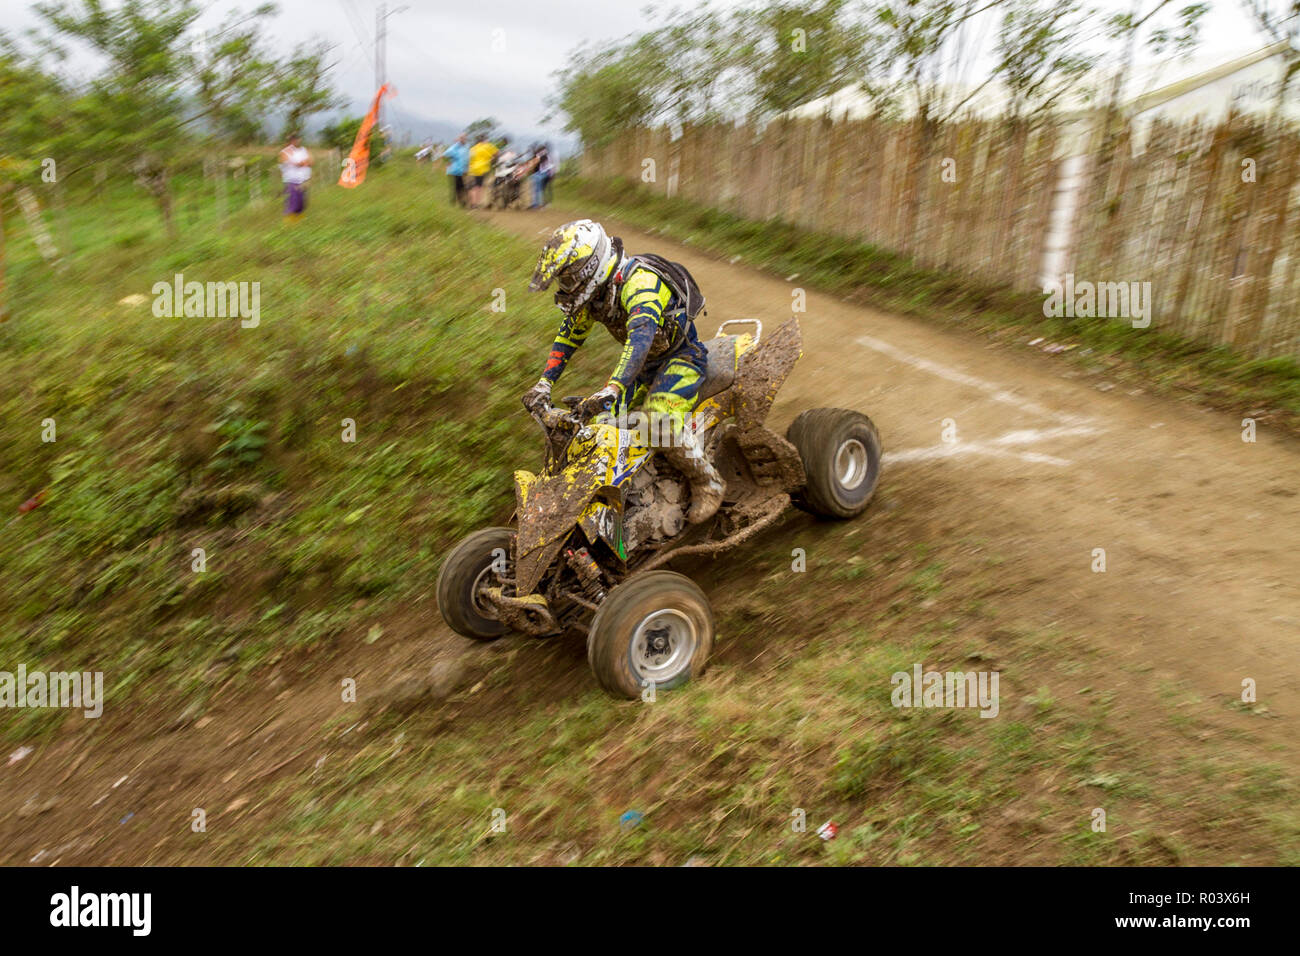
left=375, top=2, right=385, bottom=128
left=374, top=4, right=407, bottom=131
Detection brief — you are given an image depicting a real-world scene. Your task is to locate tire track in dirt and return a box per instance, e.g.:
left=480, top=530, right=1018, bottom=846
left=0, top=614, right=500, bottom=865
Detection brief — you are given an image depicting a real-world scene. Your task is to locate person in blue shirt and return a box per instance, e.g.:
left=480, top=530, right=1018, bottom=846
left=441, top=134, right=469, bottom=208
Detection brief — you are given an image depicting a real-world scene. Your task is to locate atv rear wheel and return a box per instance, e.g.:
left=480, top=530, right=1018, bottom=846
left=436, top=527, right=514, bottom=641
left=587, top=571, right=714, bottom=699
left=787, top=408, right=882, bottom=519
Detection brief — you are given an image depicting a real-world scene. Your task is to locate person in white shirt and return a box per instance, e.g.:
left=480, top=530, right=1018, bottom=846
left=279, top=133, right=313, bottom=219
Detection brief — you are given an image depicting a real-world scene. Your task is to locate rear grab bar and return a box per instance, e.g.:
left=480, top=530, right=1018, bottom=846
left=715, top=318, right=762, bottom=344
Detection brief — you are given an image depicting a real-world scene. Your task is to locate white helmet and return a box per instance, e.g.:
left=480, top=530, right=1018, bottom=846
left=528, top=219, right=621, bottom=315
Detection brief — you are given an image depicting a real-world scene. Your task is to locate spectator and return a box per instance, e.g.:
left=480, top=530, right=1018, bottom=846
left=518, top=143, right=540, bottom=180
left=279, top=132, right=312, bottom=221
left=467, top=134, right=499, bottom=209
left=442, top=133, right=469, bottom=207
left=531, top=142, right=555, bottom=209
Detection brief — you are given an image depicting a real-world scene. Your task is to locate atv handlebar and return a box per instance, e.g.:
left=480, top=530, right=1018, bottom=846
left=540, top=404, right=579, bottom=430
left=530, top=402, right=584, bottom=472
left=529, top=399, right=586, bottom=435
left=530, top=387, right=617, bottom=447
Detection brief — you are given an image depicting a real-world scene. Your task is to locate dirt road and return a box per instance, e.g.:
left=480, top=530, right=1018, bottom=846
left=498, top=207, right=1300, bottom=754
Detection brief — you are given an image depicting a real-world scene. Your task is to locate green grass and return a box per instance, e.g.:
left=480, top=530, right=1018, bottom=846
left=561, top=176, right=1300, bottom=430
left=0, top=165, right=590, bottom=733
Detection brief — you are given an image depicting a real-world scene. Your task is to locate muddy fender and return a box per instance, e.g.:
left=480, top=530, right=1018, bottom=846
left=733, top=318, right=802, bottom=428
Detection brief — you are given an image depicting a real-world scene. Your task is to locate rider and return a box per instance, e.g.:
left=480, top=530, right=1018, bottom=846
left=523, top=219, right=725, bottom=524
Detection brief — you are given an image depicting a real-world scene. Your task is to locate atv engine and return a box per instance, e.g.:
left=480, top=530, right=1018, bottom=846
left=622, top=459, right=687, bottom=550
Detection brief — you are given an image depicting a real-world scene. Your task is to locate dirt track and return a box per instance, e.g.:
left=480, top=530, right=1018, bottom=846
left=3, top=203, right=1297, bottom=865
left=498, top=207, right=1300, bottom=754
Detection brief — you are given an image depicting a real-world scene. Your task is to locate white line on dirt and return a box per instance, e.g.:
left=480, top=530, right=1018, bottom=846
left=989, top=425, right=1100, bottom=445
left=886, top=443, right=1073, bottom=467
left=855, top=334, right=1094, bottom=427
left=884, top=425, right=1099, bottom=468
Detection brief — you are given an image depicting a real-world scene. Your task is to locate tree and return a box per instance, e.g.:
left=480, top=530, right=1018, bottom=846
left=33, top=0, right=205, bottom=235
left=193, top=3, right=280, bottom=143
left=465, top=117, right=502, bottom=142
left=739, top=0, right=871, bottom=118
left=319, top=116, right=386, bottom=156
left=548, top=0, right=1126, bottom=146
left=995, top=0, right=1095, bottom=122
left=549, top=42, right=664, bottom=147
left=857, top=1, right=1012, bottom=124
left=1101, top=1, right=1208, bottom=120
left=280, top=39, right=344, bottom=139
left=0, top=36, right=74, bottom=175
left=14, top=0, right=342, bottom=234
left=1239, top=0, right=1300, bottom=111
left=320, top=116, right=362, bottom=152
left=643, top=7, right=752, bottom=122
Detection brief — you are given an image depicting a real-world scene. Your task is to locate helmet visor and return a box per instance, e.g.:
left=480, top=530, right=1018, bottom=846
left=556, top=270, right=584, bottom=295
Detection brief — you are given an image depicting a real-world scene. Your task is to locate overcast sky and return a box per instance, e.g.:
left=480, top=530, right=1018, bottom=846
left=0, top=0, right=1277, bottom=147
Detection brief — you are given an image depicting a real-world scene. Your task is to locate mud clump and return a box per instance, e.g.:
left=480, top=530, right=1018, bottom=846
left=369, top=657, right=470, bottom=716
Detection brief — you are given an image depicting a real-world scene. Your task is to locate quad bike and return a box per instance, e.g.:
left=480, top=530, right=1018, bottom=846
left=436, top=317, right=882, bottom=698
left=490, top=158, right=527, bottom=209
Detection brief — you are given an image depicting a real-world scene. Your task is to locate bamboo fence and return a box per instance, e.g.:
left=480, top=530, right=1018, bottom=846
left=585, top=115, right=1300, bottom=360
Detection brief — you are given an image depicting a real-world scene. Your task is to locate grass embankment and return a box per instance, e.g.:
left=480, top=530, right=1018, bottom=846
left=562, top=177, right=1300, bottom=431
left=1, top=167, right=1294, bottom=866
left=0, top=166, right=577, bottom=739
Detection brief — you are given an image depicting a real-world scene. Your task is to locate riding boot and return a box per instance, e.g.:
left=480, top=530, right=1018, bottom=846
left=662, top=426, right=725, bottom=524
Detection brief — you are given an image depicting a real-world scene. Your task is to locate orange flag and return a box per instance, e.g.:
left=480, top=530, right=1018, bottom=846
left=339, top=84, right=393, bottom=189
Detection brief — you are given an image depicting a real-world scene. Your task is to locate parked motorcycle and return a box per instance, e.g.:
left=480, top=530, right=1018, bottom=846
left=490, top=153, right=528, bottom=209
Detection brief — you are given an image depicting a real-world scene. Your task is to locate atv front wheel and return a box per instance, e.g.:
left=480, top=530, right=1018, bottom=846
left=587, top=571, right=715, bottom=699
left=787, top=408, right=882, bottom=518
left=436, top=527, right=514, bottom=641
